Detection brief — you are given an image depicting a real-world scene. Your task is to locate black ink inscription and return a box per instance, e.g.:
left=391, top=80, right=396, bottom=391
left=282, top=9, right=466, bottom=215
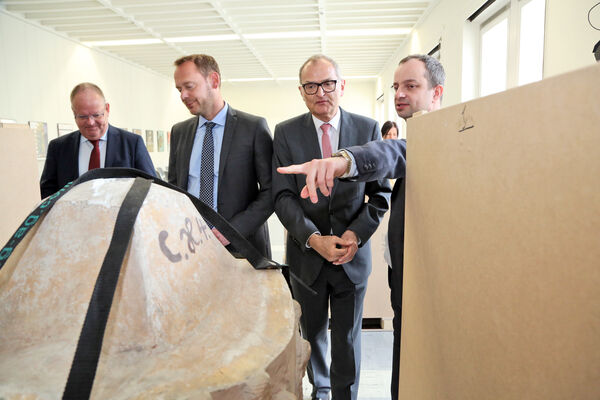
left=195, top=217, right=211, bottom=241
left=158, top=230, right=182, bottom=262
left=459, top=105, right=474, bottom=133
left=179, top=217, right=201, bottom=253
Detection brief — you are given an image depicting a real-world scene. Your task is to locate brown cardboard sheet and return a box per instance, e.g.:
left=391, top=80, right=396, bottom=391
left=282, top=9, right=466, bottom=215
left=400, top=63, right=600, bottom=399
left=0, top=126, right=41, bottom=245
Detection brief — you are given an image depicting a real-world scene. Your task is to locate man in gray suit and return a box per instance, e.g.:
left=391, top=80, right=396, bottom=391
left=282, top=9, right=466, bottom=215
left=169, top=54, right=273, bottom=257
left=272, top=54, right=391, bottom=400
left=278, top=54, right=445, bottom=400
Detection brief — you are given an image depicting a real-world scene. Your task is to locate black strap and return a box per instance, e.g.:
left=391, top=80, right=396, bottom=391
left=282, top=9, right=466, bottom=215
left=62, top=177, right=151, bottom=399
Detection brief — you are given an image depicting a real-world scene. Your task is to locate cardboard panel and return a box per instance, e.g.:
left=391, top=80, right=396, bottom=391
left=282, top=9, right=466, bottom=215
left=0, top=126, right=41, bottom=245
left=400, top=64, right=600, bottom=399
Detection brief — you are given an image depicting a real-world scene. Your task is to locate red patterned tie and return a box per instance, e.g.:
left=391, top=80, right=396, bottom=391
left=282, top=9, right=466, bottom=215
left=88, top=140, right=100, bottom=170
left=321, top=123, right=332, bottom=159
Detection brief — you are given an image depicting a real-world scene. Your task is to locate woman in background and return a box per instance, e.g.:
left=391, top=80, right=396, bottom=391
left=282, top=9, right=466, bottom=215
left=381, top=120, right=398, bottom=140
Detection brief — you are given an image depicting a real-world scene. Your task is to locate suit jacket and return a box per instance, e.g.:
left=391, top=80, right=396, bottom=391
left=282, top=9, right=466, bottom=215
left=40, top=125, right=156, bottom=198
left=168, top=106, right=274, bottom=258
left=272, top=108, right=391, bottom=286
left=345, top=139, right=407, bottom=279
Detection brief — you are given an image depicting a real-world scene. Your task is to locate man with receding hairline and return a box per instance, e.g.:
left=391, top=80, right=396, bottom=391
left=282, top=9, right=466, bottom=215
left=272, top=54, right=391, bottom=400
left=278, top=54, right=446, bottom=400
left=40, top=82, right=156, bottom=198
left=169, top=54, right=273, bottom=257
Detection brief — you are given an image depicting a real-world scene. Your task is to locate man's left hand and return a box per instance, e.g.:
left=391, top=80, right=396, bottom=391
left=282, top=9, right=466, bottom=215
left=333, top=230, right=359, bottom=265
left=211, top=228, right=231, bottom=246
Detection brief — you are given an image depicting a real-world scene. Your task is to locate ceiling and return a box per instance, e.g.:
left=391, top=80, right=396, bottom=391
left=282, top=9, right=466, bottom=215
left=2, top=0, right=438, bottom=81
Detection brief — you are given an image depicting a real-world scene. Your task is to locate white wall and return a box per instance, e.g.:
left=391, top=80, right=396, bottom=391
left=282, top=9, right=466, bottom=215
left=375, top=0, right=599, bottom=137
left=0, top=11, right=189, bottom=173
left=222, top=78, right=377, bottom=134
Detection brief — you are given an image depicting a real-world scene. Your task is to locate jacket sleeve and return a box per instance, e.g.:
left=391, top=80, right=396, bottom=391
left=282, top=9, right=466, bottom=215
left=343, top=122, right=392, bottom=245
left=345, top=138, right=407, bottom=181
left=272, top=124, right=321, bottom=249
left=226, top=118, right=274, bottom=237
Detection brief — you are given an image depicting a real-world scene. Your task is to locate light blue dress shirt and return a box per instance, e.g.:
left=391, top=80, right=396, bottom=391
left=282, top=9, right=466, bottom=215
left=187, top=103, right=228, bottom=210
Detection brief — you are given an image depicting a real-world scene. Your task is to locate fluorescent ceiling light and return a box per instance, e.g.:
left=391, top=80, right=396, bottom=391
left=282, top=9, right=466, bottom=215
left=327, top=28, right=411, bottom=37
left=166, top=34, right=240, bottom=43
left=84, top=38, right=162, bottom=46
left=245, top=31, right=321, bottom=40
left=84, top=28, right=410, bottom=47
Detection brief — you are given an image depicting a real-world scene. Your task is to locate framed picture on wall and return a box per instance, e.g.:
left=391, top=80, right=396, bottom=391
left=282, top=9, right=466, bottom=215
left=132, top=128, right=142, bottom=135
left=57, top=123, right=74, bottom=137
left=156, top=130, right=165, bottom=152
left=145, top=130, right=154, bottom=152
left=28, top=121, right=48, bottom=159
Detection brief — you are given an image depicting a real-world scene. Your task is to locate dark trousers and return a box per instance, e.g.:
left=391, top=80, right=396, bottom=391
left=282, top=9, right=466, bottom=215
left=388, top=265, right=403, bottom=400
left=291, top=264, right=367, bottom=400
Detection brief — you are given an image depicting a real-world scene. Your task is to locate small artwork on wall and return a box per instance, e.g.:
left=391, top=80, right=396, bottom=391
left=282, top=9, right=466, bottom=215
left=156, top=130, right=165, bottom=152
left=145, top=130, right=154, bottom=152
left=28, top=121, right=48, bottom=159
left=57, top=123, right=74, bottom=136
left=132, top=128, right=142, bottom=136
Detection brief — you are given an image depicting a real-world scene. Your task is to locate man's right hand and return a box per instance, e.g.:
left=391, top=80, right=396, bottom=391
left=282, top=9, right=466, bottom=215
left=308, top=233, right=353, bottom=262
left=277, top=157, right=348, bottom=203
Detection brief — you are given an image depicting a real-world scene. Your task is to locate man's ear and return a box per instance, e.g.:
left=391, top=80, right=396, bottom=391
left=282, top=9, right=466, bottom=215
left=433, top=85, right=444, bottom=102
left=209, top=71, right=220, bottom=89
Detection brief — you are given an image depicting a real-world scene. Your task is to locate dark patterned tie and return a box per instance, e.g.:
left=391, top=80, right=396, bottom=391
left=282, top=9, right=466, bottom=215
left=199, top=122, right=216, bottom=209
left=88, top=140, right=100, bottom=170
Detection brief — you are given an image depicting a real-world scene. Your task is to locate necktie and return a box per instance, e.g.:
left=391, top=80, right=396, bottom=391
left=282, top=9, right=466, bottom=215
left=88, top=140, right=100, bottom=170
left=321, top=123, right=332, bottom=159
left=199, top=122, right=216, bottom=209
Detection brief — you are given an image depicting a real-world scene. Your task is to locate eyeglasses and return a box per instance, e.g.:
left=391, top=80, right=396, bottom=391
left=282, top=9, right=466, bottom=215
left=75, top=112, right=105, bottom=121
left=301, top=80, right=338, bottom=95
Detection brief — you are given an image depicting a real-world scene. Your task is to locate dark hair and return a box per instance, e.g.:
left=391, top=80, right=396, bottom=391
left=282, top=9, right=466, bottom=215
left=399, top=54, right=445, bottom=88
left=174, top=54, right=221, bottom=82
left=381, top=121, right=398, bottom=138
left=299, top=54, right=343, bottom=83
left=70, top=82, right=105, bottom=103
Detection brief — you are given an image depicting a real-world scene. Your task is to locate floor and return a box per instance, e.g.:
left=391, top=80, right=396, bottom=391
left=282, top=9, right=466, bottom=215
left=302, top=330, right=394, bottom=400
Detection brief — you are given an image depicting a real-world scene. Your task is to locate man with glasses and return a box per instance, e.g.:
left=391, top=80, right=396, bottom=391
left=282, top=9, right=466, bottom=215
left=272, top=54, right=391, bottom=400
left=277, top=54, right=445, bottom=400
left=40, top=82, right=156, bottom=198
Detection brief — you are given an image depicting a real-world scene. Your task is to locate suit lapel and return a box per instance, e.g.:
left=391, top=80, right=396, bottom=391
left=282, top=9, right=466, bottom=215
left=219, top=106, right=236, bottom=185
left=69, top=131, right=81, bottom=178
left=104, top=125, right=116, bottom=167
left=331, top=108, right=353, bottom=199
left=181, top=117, right=199, bottom=187
left=302, top=112, right=322, bottom=161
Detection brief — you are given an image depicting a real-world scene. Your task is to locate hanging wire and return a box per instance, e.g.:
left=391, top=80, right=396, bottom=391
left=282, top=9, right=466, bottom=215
left=589, top=2, right=600, bottom=30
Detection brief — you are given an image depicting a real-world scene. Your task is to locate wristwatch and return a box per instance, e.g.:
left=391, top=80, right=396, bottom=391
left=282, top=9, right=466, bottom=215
left=332, top=150, right=352, bottom=177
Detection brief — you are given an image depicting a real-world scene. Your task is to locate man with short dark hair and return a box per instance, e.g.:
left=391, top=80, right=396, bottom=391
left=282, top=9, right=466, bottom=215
left=278, top=54, right=445, bottom=400
left=40, top=82, right=156, bottom=198
left=169, top=54, right=273, bottom=257
left=272, top=54, right=391, bottom=400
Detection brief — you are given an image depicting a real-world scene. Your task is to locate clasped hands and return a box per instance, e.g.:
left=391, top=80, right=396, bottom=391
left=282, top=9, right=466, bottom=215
left=309, top=230, right=359, bottom=265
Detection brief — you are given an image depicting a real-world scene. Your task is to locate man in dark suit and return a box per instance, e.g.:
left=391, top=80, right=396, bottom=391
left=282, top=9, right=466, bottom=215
left=40, top=82, right=156, bottom=198
left=169, top=54, right=273, bottom=257
left=277, top=54, right=445, bottom=400
left=272, top=54, right=391, bottom=400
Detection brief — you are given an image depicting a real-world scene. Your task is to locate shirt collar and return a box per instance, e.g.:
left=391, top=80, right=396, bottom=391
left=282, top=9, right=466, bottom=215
left=311, top=109, right=341, bottom=132
left=80, top=125, right=109, bottom=143
left=198, top=102, right=229, bottom=127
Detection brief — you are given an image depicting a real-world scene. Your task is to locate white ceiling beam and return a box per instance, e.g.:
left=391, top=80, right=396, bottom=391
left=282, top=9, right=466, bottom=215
left=208, top=0, right=277, bottom=80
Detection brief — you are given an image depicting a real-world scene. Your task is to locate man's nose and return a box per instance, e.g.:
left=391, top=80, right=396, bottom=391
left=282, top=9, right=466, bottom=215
left=395, top=89, right=406, bottom=99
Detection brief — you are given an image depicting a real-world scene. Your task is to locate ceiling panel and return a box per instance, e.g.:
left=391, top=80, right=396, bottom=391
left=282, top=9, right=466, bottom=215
left=2, top=0, right=438, bottom=80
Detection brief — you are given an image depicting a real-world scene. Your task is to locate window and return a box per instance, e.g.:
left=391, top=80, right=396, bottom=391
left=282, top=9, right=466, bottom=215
left=475, top=0, right=546, bottom=97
